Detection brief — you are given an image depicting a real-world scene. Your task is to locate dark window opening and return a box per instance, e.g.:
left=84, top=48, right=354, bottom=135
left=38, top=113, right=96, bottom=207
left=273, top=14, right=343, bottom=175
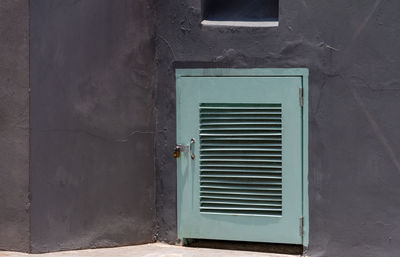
left=203, top=0, right=279, bottom=22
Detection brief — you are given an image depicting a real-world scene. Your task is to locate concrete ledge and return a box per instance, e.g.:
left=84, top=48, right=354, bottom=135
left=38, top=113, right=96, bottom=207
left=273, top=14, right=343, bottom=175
left=0, top=243, right=301, bottom=257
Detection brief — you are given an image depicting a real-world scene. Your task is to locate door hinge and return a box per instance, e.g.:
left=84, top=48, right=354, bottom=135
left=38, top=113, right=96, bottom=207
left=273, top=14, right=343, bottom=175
left=299, top=88, right=303, bottom=107
left=299, top=216, right=304, bottom=237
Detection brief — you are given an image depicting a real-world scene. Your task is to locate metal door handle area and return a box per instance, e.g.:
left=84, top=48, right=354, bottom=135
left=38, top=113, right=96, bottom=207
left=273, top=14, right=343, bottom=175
left=190, top=138, right=195, bottom=160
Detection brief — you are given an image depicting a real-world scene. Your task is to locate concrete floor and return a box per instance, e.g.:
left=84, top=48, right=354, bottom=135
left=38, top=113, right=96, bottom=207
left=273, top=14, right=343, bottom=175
left=0, top=243, right=301, bottom=257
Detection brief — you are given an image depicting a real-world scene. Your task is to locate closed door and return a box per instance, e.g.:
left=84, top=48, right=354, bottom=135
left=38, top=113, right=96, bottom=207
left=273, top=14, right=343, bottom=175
left=176, top=74, right=304, bottom=245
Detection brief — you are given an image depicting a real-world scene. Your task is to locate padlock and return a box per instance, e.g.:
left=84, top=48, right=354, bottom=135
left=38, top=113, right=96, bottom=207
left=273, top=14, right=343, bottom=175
left=173, top=146, right=181, bottom=158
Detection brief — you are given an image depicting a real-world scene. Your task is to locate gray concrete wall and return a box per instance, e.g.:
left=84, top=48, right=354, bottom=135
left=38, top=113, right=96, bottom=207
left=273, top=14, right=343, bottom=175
left=30, top=0, right=156, bottom=253
left=0, top=0, right=30, bottom=252
left=154, top=1, right=400, bottom=257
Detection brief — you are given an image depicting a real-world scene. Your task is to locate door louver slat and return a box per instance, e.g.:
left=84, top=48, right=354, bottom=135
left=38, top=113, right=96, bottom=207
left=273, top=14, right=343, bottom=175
left=200, top=103, right=283, bottom=216
left=202, top=174, right=281, bottom=178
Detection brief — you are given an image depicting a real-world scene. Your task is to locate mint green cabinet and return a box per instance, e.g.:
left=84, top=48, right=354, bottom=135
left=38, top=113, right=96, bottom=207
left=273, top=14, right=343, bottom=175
left=176, top=69, right=308, bottom=246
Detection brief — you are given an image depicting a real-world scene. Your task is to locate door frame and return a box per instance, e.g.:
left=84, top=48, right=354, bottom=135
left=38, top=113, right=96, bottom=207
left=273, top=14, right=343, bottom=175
left=175, top=68, right=309, bottom=247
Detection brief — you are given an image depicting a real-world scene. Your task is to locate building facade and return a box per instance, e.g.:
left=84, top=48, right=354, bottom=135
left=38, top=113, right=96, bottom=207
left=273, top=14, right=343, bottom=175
left=1, top=1, right=400, bottom=256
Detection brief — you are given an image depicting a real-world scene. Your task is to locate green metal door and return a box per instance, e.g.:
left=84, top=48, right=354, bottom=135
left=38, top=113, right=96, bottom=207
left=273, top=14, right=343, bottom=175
left=176, top=69, right=307, bottom=245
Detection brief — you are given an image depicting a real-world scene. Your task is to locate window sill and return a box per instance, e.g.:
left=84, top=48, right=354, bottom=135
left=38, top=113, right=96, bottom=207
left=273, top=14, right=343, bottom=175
left=201, top=20, right=279, bottom=27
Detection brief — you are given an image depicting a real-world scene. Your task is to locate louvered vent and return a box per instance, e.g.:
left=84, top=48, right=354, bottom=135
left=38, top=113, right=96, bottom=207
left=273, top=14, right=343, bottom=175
left=199, top=103, right=282, bottom=216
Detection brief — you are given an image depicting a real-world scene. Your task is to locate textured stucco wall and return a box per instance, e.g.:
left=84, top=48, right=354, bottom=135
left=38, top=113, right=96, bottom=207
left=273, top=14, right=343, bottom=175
left=30, top=0, right=156, bottom=253
left=0, top=0, right=30, bottom=252
left=155, top=1, right=400, bottom=256
left=2, top=0, right=400, bottom=255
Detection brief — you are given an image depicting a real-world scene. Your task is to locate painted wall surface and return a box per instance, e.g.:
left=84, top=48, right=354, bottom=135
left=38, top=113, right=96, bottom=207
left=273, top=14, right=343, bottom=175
left=0, top=0, right=30, bottom=252
left=155, top=1, right=400, bottom=256
left=30, top=0, right=156, bottom=253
